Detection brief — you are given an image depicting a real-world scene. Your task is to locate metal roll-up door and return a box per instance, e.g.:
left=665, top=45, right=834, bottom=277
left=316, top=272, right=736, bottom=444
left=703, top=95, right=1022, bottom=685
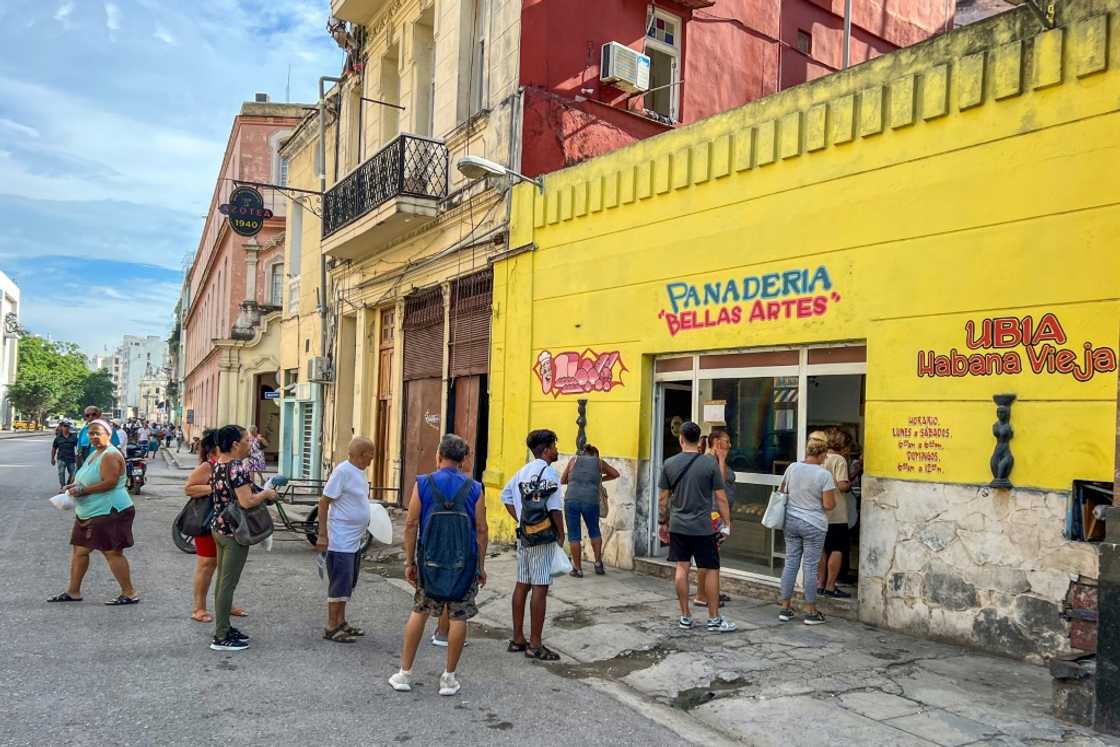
left=448, top=269, right=492, bottom=377
left=402, top=286, right=444, bottom=381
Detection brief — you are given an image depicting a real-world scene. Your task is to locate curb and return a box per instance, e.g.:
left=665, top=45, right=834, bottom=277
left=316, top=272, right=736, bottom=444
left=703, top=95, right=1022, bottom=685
left=0, top=431, right=50, bottom=440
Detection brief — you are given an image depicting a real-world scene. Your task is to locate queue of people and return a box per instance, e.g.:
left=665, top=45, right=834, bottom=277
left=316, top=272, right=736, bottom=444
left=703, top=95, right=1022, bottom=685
left=45, top=402, right=852, bottom=696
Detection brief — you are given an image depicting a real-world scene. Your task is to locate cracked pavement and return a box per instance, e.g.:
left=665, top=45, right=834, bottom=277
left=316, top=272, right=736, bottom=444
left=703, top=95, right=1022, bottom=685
left=448, top=550, right=1119, bottom=746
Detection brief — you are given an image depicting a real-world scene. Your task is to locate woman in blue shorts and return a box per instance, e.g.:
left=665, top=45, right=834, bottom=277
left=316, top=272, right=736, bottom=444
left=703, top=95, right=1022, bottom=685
left=560, top=444, right=619, bottom=577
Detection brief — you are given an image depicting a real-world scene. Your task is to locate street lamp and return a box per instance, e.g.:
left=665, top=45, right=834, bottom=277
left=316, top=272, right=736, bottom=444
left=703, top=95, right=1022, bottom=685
left=456, top=155, right=543, bottom=193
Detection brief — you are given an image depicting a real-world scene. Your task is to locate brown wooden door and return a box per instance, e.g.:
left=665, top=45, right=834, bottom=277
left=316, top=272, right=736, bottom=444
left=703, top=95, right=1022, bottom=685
left=401, top=377, right=443, bottom=496
left=450, top=374, right=488, bottom=480
left=372, top=307, right=394, bottom=498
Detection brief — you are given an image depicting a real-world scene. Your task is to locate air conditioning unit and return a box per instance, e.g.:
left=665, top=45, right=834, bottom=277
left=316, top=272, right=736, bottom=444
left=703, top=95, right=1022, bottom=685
left=600, top=42, right=651, bottom=93
left=294, top=382, right=312, bottom=401
left=308, top=356, right=333, bottom=383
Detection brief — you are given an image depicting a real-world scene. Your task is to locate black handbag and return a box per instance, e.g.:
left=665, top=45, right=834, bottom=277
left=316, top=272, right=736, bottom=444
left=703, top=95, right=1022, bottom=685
left=218, top=470, right=274, bottom=547
left=176, top=495, right=213, bottom=537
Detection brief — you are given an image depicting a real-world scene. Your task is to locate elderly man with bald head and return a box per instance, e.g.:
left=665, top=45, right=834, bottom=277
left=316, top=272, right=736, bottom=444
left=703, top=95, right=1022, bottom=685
left=316, top=436, right=377, bottom=642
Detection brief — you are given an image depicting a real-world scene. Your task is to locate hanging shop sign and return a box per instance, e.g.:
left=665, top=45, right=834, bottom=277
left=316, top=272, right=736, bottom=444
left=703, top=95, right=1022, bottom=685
left=220, top=186, right=273, bottom=237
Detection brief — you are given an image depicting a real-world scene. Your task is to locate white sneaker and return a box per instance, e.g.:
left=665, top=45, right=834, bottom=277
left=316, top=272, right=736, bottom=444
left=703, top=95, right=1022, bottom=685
left=439, top=671, right=461, bottom=696
left=431, top=633, right=448, bottom=647
left=389, top=670, right=412, bottom=692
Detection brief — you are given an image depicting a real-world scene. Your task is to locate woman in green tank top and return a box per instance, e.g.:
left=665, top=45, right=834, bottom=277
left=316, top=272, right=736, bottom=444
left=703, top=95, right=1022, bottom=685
left=47, top=419, right=139, bottom=605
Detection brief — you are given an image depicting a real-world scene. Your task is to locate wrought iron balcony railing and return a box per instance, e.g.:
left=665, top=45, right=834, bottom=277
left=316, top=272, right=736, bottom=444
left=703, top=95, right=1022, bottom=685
left=322, top=133, right=449, bottom=239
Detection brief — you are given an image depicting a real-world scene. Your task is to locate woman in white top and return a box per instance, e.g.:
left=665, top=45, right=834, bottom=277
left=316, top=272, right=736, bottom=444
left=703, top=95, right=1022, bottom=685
left=777, top=438, right=837, bottom=625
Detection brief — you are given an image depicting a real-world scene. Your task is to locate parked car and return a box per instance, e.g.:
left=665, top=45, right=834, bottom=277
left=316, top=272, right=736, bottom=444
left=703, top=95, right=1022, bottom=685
left=12, top=420, right=39, bottom=430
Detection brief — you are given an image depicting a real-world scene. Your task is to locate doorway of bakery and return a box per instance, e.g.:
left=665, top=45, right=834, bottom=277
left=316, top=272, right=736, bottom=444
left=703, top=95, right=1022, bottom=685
left=651, top=380, right=693, bottom=559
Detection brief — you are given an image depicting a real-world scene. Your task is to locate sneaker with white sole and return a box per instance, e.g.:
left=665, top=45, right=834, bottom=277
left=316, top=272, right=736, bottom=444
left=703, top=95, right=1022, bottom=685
left=706, top=617, right=738, bottom=633
left=438, top=671, right=461, bottom=696
left=778, top=608, right=797, bottom=622
left=803, top=611, right=826, bottom=625
left=678, top=615, right=693, bottom=629
left=431, top=633, right=448, bottom=648
left=389, top=670, right=413, bottom=692
left=210, top=635, right=249, bottom=652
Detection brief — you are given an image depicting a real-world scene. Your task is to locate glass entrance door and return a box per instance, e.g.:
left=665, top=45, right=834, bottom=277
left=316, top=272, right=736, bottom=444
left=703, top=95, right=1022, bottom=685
left=651, top=346, right=866, bottom=578
left=651, top=380, right=692, bottom=559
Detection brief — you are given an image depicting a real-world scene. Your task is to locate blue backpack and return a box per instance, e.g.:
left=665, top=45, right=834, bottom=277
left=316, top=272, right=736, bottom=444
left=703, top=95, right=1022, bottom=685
left=418, top=475, right=477, bottom=602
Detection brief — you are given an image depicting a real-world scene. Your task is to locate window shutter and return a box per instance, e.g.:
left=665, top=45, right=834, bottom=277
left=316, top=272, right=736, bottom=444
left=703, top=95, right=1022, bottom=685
left=448, top=269, right=492, bottom=377
left=402, top=286, right=444, bottom=381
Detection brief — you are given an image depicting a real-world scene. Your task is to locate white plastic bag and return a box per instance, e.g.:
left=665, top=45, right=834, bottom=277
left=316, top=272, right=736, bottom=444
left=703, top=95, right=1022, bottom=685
left=49, top=493, right=75, bottom=511
left=550, top=544, right=573, bottom=577
left=367, top=502, right=393, bottom=544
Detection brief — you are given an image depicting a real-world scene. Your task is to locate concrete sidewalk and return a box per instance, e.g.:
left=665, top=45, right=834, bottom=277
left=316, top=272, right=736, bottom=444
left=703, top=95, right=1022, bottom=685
left=384, top=548, right=1115, bottom=746
left=0, top=430, right=48, bottom=440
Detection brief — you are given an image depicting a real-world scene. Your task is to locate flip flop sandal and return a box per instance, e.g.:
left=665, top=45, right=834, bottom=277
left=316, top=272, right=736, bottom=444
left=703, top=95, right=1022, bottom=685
left=594, top=562, right=606, bottom=575
left=525, top=645, right=560, bottom=662
left=191, top=610, right=214, bottom=623
left=105, top=595, right=140, bottom=606
left=230, top=608, right=249, bottom=617
left=506, top=640, right=528, bottom=653
left=719, top=593, right=732, bottom=602
left=342, top=623, right=365, bottom=637
left=47, top=592, right=82, bottom=603
left=569, top=569, right=584, bottom=578
left=323, top=626, right=356, bottom=643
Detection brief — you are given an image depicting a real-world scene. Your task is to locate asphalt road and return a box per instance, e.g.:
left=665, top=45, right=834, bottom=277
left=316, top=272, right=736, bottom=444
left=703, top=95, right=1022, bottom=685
left=0, top=436, right=681, bottom=746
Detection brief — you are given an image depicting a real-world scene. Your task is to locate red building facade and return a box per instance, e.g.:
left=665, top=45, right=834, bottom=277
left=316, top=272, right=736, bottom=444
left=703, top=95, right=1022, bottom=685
left=518, top=0, right=955, bottom=176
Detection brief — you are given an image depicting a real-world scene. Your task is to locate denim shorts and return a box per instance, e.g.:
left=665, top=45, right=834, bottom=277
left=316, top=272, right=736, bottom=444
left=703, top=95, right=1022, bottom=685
left=565, top=501, right=601, bottom=543
left=326, top=550, right=360, bottom=602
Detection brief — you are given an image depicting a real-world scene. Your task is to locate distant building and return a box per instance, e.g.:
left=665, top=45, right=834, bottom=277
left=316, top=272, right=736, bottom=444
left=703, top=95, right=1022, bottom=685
left=117, top=335, right=168, bottom=416
left=180, top=97, right=304, bottom=452
left=0, top=271, right=19, bottom=429
left=138, top=370, right=170, bottom=423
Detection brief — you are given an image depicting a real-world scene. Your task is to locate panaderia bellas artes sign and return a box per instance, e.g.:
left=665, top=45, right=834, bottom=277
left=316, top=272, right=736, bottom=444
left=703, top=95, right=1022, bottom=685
left=220, top=186, right=273, bottom=237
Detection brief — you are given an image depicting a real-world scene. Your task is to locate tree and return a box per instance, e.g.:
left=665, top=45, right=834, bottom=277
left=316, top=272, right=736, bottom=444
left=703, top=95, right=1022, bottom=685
left=82, top=369, right=116, bottom=412
left=12, top=334, right=103, bottom=418
left=8, top=374, right=54, bottom=424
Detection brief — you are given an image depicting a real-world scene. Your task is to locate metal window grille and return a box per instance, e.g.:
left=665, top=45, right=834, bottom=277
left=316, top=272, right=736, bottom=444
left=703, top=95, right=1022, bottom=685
left=300, top=405, right=313, bottom=478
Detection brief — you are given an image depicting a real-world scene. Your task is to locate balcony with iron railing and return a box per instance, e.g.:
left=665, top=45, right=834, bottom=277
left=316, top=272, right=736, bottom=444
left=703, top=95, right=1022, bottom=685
left=321, top=133, right=449, bottom=260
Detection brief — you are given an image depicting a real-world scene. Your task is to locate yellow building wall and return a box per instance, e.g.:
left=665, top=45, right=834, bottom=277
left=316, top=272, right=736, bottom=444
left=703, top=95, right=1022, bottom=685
left=487, top=2, right=1120, bottom=542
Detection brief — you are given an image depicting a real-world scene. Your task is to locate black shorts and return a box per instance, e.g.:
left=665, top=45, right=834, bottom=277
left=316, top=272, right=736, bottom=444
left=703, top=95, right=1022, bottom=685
left=824, top=523, right=850, bottom=554
left=667, top=532, right=720, bottom=570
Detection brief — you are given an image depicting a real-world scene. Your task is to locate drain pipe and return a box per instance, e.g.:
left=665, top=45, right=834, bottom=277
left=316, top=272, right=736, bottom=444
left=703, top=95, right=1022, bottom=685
left=318, top=76, right=342, bottom=352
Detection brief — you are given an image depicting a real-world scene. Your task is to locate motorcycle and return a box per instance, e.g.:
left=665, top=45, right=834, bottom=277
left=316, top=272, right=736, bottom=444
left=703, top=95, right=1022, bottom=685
left=125, top=443, right=147, bottom=494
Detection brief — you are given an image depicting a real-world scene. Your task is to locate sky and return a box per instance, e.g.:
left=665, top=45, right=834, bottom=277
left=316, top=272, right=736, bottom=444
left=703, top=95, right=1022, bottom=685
left=0, top=0, right=341, bottom=357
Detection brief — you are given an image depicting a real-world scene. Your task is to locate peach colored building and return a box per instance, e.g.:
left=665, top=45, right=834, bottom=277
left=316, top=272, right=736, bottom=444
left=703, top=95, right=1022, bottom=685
left=181, top=99, right=307, bottom=453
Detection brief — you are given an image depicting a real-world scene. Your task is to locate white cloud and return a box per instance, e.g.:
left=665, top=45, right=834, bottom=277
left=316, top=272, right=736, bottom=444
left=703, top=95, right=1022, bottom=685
left=0, top=117, right=39, bottom=139
left=53, top=2, right=74, bottom=26
left=104, top=2, right=121, bottom=32
left=153, top=24, right=175, bottom=45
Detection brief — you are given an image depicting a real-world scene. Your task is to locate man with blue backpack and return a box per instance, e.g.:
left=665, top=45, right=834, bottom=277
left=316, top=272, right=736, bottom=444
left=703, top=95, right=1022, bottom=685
left=390, top=434, right=488, bottom=697
left=501, top=429, right=565, bottom=662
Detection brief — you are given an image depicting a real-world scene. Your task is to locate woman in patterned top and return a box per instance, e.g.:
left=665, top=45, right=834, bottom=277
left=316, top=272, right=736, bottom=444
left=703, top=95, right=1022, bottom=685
left=208, top=425, right=281, bottom=652
left=246, top=425, right=268, bottom=483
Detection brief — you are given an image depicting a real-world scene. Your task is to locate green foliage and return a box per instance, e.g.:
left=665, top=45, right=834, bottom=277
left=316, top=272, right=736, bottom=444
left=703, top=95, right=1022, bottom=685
left=7, top=374, right=55, bottom=422
left=12, top=333, right=115, bottom=419
left=82, top=369, right=116, bottom=412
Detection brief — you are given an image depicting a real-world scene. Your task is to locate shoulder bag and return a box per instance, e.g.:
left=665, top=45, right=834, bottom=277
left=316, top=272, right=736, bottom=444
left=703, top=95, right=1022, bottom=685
left=761, top=465, right=791, bottom=530
left=176, top=494, right=213, bottom=537
left=219, top=468, right=274, bottom=546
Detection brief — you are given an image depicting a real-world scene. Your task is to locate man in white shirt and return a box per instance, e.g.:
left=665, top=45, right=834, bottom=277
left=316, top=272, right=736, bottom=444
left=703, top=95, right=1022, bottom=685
left=500, top=429, right=565, bottom=661
left=316, top=436, right=376, bottom=643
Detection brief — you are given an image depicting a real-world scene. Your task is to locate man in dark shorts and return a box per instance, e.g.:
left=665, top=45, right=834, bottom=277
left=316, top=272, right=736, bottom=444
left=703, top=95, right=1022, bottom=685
left=658, top=421, right=736, bottom=633
left=390, top=434, right=488, bottom=697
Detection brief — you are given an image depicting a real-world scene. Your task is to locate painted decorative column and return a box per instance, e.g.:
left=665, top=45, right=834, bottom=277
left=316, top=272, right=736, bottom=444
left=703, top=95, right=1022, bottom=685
left=232, top=239, right=263, bottom=340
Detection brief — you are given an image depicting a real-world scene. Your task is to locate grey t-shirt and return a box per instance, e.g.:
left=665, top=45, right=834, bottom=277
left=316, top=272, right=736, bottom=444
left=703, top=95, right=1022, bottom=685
left=659, top=452, right=725, bottom=536
left=782, top=461, right=836, bottom=532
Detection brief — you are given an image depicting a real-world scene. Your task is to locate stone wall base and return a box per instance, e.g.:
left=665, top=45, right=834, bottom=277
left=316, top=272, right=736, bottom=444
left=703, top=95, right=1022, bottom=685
left=858, top=476, right=1099, bottom=662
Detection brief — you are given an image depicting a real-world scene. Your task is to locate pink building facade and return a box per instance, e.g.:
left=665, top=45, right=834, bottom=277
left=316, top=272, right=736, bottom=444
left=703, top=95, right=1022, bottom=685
left=181, top=101, right=305, bottom=445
